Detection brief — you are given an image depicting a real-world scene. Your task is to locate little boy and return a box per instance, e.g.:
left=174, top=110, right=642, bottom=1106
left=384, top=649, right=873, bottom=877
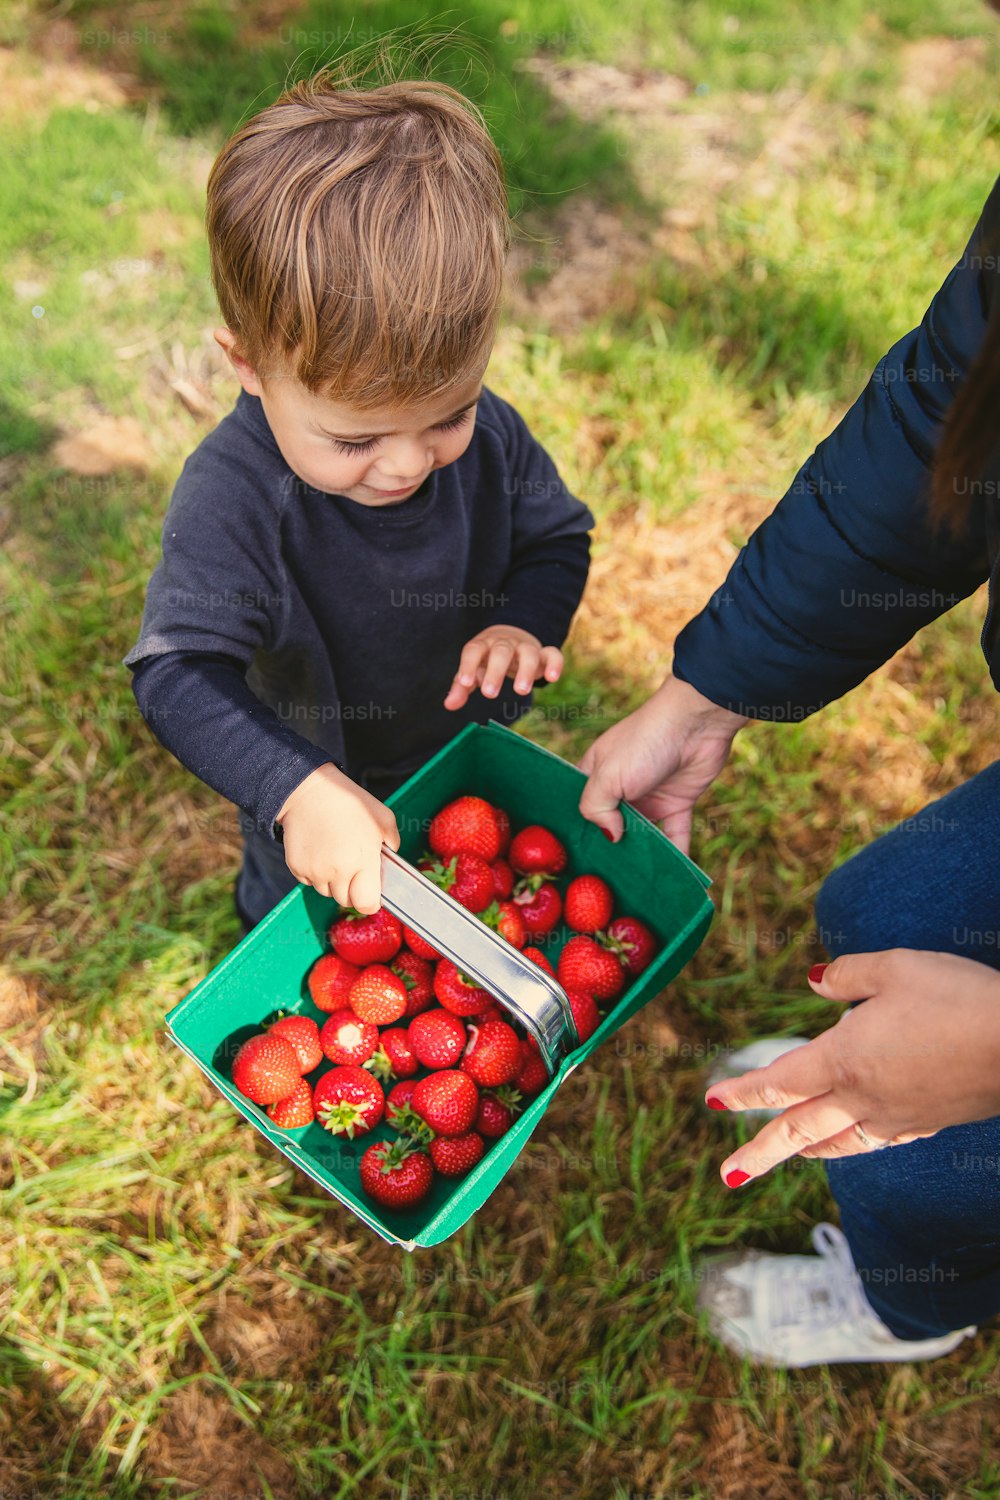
left=125, top=71, right=593, bottom=927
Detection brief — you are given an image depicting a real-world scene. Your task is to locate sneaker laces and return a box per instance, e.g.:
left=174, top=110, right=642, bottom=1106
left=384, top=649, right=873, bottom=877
left=758, top=1222, right=890, bottom=1341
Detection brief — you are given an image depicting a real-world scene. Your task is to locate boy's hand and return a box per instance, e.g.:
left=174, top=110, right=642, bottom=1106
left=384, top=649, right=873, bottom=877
left=444, top=625, right=562, bottom=711
left=275, top=763, right=400, bottom=915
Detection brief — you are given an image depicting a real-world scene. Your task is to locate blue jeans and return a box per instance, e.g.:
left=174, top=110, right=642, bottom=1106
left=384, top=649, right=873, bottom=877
left=815, top=761, right=1000, bottom=1338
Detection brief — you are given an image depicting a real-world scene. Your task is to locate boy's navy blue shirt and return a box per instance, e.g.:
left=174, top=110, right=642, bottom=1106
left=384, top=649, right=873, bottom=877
left=126, top=386, right=593, bottom=832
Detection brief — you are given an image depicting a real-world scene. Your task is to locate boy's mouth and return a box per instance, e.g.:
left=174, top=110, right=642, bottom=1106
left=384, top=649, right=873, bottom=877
left=363, top=479, right=425, bottom=499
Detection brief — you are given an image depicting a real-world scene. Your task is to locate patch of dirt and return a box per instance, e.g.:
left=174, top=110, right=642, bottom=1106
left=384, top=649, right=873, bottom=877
left=0, top=41, right=130, bottom=119
left=201, top=1274, right=323, bottom=1380
left=142, top=1383, right=297, bottom=1499
left=507, top=202, right=652, bottom=333
left=899, top=35, right=989, bottom=101
left=0, top=967, right=49, bottom=1096
left=52, top=415, right=155, bottom=476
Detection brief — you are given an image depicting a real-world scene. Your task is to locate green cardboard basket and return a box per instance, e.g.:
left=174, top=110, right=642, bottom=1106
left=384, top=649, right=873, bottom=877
left=165, top=721, right=713, bottom=1249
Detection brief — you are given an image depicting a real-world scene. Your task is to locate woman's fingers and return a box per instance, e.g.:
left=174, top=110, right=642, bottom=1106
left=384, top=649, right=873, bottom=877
left=719, top=1092, right=857, bottom=1184
left=705, top=1034, right=833, bottom=1114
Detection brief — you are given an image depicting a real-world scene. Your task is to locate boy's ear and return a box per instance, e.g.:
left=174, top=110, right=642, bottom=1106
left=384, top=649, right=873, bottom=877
left=214, top=328, right=263, bottom=396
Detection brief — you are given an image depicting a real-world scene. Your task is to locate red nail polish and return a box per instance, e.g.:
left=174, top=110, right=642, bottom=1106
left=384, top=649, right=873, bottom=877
left=601, top=828, right=615, bottom=842
left=808, top=963, right=828, bottom=984
left=706, top=1095, right=728, bottom=1111
left=725, top=1168, right=751, bottom=1188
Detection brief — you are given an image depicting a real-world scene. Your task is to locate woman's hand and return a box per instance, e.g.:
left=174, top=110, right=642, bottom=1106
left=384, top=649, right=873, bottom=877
left=444, top=625, right=562, bottom=711
left=707, top=949, right=1000, bottom=1186
left=578, top=675, right=748, bottom=852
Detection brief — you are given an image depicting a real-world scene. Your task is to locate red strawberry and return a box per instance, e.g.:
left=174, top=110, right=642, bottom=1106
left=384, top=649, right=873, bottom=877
left=267, top=1078, right=315, bottom=1128
left=319, top=1008, right=379, bottom=1067
left=349, top=965, right=408, bottom=1025
left=268, top=1014, right=323, bottom=1073
left=360, top=1139, right=434, bottom=1208
left=368, top=1026, right=419, bottom=1081
left=433, top=958, right=493, bottom=1017
left=386, top=1078, right=419, bottom=1125
left=412, top=1069, right=479, bottom=1137
left=493, top=806, right=512, bottom=856
left=391, top=950, right=435, bottom=1018
left=475, top=1087, right=520, bottom=1138
left=566, top=989, right=600, bottom=1044
left=308, top=952, right=361, bottom=1012
left=522, top=945, right=556, bottom=976
left=481, top=899, right=526, bottom=949
left=513, top=878, right=563, bottom=937
left=461, top=1018, right=521, bottom=1087
left=606, top=916, right=658, bottom=976
left=430, top=1131, right=485, bottom=1177
left=557, top=935, right=625, bottom=1002
left=423, top=852, right=495, bottom=914
left=313, top=1066, right=384, bottom=1138
left=509, top=825, right=567, bottom=877
left=429, top=795, right=503, bottom=863
left=564, top=874, right=614, bottom=933
left=231, top=1034, right=302, bottom=1104
left=490, top=858, right=515, bottom=899
left=402, top=925, right=441, bottom=962
left=329, top=907, right=402, bottom=966
left=513, top=1038, right=549, bottom=1098
left=407, top=1009, right=467, bottom=1069
left=469, top=1001, right=504, bottom=1025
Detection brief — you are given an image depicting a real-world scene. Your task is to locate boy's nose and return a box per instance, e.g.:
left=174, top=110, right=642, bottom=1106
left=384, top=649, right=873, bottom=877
left=377, top=439, right=432, bottom=482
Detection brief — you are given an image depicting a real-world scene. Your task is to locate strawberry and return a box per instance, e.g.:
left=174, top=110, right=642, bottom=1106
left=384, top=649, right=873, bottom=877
left=433, top=958, right=493, bottom=1017
left=367, top=1026, right=419, bottom=1081
left=349, top=965, right=408, bottom=1025
left=476, top=1086, right=520, bottom=1138
left=313, top=1066, right=384, bottom=1138
left=490, top=858, right=515, bottom=899
left=391, top=949, right=435, bottom=1018
left=564, top=874, right=614, bottom=934
left=493, top=806, right=512, bottom=856
left=385, top=1078, right=419, bottom=1126
left=461, top=1018, right=521, bottom=1087
left=319, top=1008, right=379, bottom=1067
left=513, top=1037, right=549, bottom=1098
left=231, top=1033, right=303, bottom=1104
left=522, top=945, right=556, bottom=977
left=268, top=1014, right=323, bottom=1073
left=359, top=1139, right=434, bottom=1209
left=430, top=1131, right=485, bottom=1177
left=308, top=952, right=361, bottom=1012
left=509, top=825, right=567, bottom=877
left=422, top=852, right=495, bottom=914
left=402, top=924, right=441, bottom=962
left=481, top=899, right=526, bottom=949
left=469, top=1001, right=504, bottom=1025
left=407, top=1009, right=467, bottom=1069
left=329, top=907, right=402, bottom=966
left=267, top=1078, right=315, bottom=1128
left=566, top=989, right=600, bottom=1044
left=557, top=935, right=625, bottom=1003
left=429, top=795, right=503, bottom=863
left=412, top=1069, right=479, bottom=1137
left=513, top=878, right=563, bottom=938
left=606, top=916, right=658, bottom=976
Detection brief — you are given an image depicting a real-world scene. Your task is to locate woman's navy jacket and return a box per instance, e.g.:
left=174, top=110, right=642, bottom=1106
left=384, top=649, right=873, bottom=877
left=673, top=176, right=1000, bottom=720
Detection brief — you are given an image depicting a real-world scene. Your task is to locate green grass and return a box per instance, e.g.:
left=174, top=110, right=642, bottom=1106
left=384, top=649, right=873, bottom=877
left=3, top=1, right=1000, bottom=1496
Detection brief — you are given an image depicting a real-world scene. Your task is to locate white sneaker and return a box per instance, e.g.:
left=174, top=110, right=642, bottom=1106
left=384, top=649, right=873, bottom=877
left=696, top=1223, right=976, bottom=1367
left=706, top=1036, right=809, bottom=1119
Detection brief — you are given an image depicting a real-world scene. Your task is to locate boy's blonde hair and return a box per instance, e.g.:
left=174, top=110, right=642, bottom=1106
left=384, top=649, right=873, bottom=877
left=206, top=69, right=511, bottom=407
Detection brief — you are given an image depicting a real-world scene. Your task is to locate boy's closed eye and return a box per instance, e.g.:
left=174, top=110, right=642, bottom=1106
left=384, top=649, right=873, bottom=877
left=329, top=407, right=475, bottom=456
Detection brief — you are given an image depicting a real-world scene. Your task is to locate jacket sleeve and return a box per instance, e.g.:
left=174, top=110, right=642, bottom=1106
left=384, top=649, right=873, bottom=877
left=481, top=398, right=594, bottom=647
left=671, top=177, right=1000, bottom=719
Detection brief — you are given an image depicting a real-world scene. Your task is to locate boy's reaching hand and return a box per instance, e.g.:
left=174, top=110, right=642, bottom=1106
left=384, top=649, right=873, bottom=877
left=275, top=764, right=400, bottom=915
left=444, top=624, right=563, bottom=711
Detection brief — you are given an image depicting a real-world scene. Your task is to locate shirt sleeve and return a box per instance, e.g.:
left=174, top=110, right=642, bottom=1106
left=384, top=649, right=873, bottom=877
left=130, top=651, right=337, bottom=836
left=480, top=397, right=594, bottom=646
left=672, top=177, right=999, bottom=719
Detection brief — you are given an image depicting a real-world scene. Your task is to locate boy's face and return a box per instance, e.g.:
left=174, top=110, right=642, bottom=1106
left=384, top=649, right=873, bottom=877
left=216, top=330, right=483, bottom=505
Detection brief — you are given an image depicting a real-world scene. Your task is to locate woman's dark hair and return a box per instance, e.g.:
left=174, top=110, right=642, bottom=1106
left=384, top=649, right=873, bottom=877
left=931, top=303, right=1000, bottom=531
